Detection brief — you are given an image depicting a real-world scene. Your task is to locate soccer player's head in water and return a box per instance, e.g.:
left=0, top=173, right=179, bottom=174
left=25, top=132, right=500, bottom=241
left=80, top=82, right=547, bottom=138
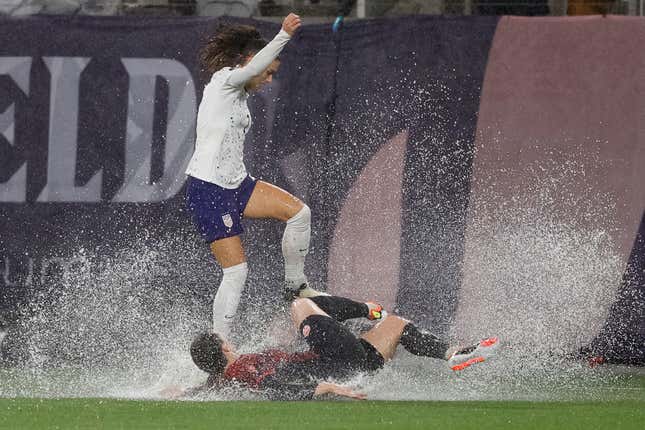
left=200, top=24, right=281, bottom=92
left=190, top=331, right=235, bottom=377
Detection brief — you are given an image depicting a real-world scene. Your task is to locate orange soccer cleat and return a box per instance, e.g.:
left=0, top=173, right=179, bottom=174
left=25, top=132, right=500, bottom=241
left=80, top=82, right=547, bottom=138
left=448, top=337, right=500, bottom=371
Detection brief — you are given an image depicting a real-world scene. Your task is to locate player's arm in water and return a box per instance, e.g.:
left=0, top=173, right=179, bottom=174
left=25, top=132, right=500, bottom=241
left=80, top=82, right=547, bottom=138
left=162, top=368, right=364, bottom=401
left=258, top=365, right=366, bottom=401
left=161, top=354, right=365, bottom=401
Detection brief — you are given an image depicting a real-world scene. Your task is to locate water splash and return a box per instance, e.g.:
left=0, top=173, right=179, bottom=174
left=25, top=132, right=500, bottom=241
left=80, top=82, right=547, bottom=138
left=456, top=146, right=622, bottom=350
left=0, top=79, right=639, bottom=402
left=0, top=236, right=213, bottom=398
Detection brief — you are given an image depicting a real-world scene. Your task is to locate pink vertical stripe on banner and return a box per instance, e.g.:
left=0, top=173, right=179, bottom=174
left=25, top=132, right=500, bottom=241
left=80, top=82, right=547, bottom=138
left=327, top=131, right=408, bottom=310
left=456, top=16, right=645, bottom=345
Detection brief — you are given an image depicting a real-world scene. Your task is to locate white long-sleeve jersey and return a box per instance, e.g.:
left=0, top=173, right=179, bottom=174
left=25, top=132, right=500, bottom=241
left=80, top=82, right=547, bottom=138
left=185, top=29, right=291, bottom=188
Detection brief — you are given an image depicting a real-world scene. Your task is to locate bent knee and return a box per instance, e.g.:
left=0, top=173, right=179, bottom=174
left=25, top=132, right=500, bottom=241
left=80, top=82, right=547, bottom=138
left=222, top=262, right=248, bottom=282
left=287, top=204, right=311, bottom=224
left=290, top=297, right=318, bottom=325
left=290, top=297, right=312, bottom=315
left=378, top=314, right=410, bottom=333
left=384, top=314, right=408, bottom=325
left=299, top=204, right=311, bottom=222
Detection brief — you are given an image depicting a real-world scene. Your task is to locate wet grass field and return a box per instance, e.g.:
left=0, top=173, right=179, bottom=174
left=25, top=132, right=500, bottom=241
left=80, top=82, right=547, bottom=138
left=1, top=353, right=643, bottom=429
left=0, top=398, right=643, bottom=430
left=1, top=369, right=643, bottom=429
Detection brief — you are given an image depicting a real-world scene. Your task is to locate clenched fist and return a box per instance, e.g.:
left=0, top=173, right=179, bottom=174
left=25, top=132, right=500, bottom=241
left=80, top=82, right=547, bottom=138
left=282, top=13, right=302, bottom=36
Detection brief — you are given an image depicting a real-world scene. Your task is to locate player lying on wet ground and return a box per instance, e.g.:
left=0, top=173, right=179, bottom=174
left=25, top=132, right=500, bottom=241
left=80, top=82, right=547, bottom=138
left=183, top=295, right=499, bottom=400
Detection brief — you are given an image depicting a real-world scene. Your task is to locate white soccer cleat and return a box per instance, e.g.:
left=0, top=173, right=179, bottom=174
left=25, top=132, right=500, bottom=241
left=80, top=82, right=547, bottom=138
left=448, top=337, right=500, bottom=371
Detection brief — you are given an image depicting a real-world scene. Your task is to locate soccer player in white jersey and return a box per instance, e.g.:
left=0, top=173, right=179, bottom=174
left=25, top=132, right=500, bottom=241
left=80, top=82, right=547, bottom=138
left=185, top=14, right=323, bottom=338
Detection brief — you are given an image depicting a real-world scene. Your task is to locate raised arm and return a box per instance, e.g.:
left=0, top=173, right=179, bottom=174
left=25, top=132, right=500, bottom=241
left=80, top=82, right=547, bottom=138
left=226, top=13, right=301, bottom=88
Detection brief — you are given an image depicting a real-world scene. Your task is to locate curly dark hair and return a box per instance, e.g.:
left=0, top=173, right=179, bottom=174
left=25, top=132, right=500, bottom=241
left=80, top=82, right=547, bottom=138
left=190, top=331, right=227, bottom=376
left=200, top=24, right=268, bottom=77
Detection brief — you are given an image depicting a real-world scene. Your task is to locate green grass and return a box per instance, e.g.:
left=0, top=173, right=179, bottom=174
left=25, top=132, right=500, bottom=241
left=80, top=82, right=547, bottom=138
left=0, top=399, right=643, bottom=430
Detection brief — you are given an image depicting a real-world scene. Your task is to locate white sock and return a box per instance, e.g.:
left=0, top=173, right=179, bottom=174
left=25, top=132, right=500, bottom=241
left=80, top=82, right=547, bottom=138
left=282, top=205, right=311, bottom=288
left=212, top=262, right=248, bottom=338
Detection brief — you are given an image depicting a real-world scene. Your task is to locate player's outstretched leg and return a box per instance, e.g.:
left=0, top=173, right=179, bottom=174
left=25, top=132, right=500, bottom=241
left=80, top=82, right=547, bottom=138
left=360, top=313, right=499, bottom=370
left=360, top=315, right=456, bottom=362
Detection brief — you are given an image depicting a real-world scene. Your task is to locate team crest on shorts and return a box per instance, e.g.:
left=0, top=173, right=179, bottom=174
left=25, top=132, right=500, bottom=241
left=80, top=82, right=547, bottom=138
left=302, top=325, right=311, bottom=337
left=222, top=213, right=233, bottom=228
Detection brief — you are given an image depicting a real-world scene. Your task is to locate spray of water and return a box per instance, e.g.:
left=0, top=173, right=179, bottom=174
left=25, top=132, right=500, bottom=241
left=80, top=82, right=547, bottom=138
left=0, top=236, right=214, bottom=398
left=1, top=73, right=639, bottom=402
left=456, top=147, right=622, bottom=346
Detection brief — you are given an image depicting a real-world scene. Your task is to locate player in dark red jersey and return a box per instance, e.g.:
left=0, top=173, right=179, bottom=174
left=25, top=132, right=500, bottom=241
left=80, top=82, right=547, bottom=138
left=183, top=295, right=499, bottom=400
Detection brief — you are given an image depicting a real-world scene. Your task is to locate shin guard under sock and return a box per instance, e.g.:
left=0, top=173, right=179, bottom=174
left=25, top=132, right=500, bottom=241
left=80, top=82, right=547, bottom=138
left=212, top=262, right=248, bottom=338
left=400, top=323, right=449, bottom=360
left=282, top=205, right=311, bottom=287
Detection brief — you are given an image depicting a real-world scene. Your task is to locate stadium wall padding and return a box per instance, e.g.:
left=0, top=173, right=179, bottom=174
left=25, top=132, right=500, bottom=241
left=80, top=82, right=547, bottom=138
left=0, top=15, right=642, bottom=364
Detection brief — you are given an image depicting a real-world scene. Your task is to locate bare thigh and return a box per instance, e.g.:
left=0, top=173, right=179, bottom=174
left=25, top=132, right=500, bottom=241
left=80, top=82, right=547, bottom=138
left=243, top=180, right=304, bottom=221
left=210, top=235, right=246, bottom=268
left=360, top=315, right=409, bottom=361
left=290, top=298, right=328, bottom=329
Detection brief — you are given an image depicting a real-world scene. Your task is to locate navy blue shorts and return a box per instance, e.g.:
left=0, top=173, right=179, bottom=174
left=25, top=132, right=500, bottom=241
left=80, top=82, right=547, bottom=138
left=185, top=175, right=257, bottom=243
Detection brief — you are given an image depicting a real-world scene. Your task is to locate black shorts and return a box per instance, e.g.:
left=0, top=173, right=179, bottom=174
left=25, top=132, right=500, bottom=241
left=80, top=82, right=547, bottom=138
left=299, top=315, right=384, bottom=375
